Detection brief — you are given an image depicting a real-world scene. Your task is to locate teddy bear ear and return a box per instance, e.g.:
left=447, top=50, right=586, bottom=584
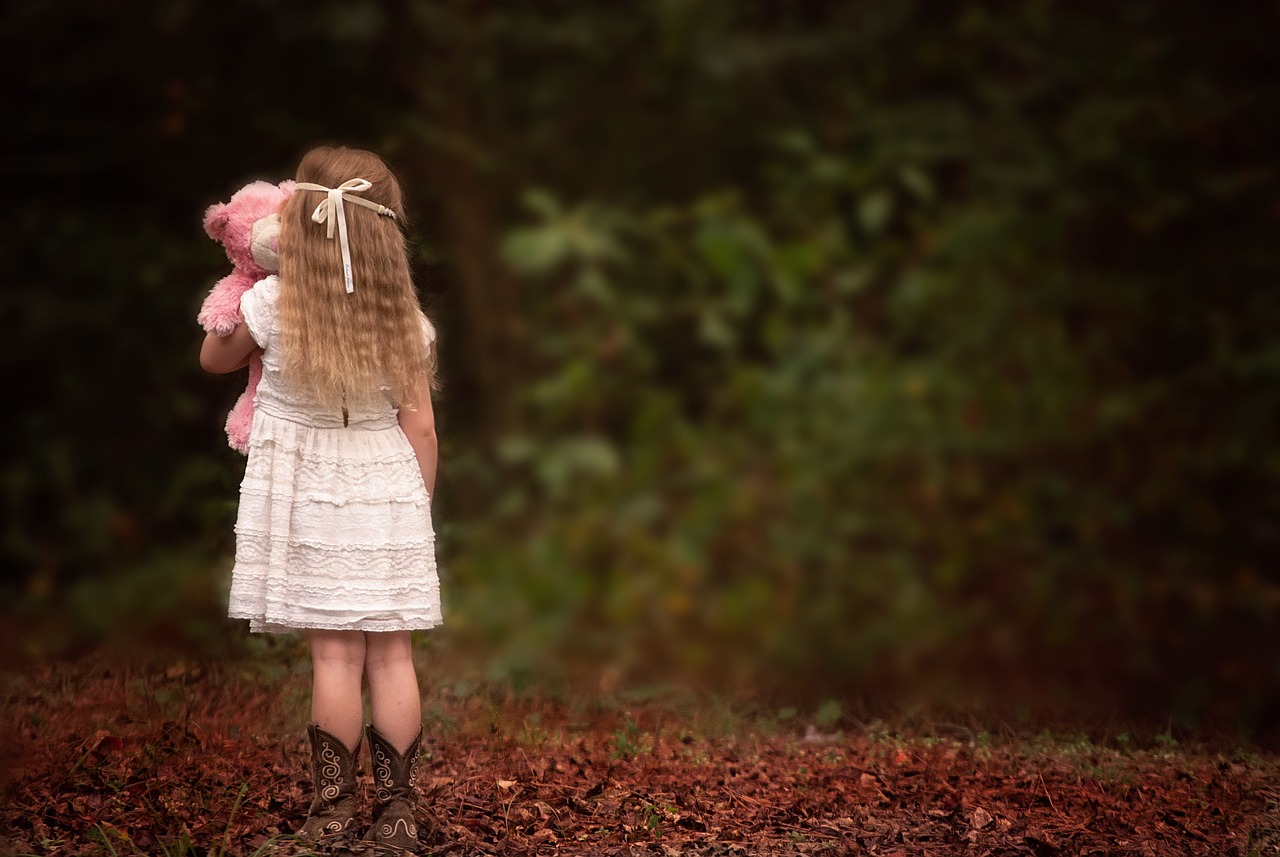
left=203, top=202, right=230, bottom=240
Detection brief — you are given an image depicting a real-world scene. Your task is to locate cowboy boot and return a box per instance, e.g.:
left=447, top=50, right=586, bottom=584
left=364, top=724, right=423, bottom=850
left=297, top=724, right=361, bottom=839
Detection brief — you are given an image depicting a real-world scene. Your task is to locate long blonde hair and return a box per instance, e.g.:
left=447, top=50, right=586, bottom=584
left=276, top=146, right=436, bottom=409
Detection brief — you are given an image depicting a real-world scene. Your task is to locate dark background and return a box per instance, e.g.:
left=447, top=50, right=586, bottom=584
left=5, top=1, right=1279, bottom=745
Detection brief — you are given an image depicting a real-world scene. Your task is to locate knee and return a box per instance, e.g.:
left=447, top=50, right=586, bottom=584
left=364, top=631, right=414, bottom=671
left=310, top=630, right=366, bottom=671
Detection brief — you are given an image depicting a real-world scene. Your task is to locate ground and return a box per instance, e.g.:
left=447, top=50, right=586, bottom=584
left=3, top=647, right=1278, bottom=856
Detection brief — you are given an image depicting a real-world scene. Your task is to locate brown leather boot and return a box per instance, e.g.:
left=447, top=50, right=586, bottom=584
left=297, top=724, right=361, bottom=839
left=363, top=724, right=423, bottom=850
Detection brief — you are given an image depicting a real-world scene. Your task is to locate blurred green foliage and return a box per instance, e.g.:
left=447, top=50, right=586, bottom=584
left=5, top=1, right=1279, bottom=737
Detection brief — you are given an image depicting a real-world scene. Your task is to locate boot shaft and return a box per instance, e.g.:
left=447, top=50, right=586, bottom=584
left=298, top=724, right=361, bottom=838
left=366, top=723, right=422, bottom=804
left=308, top=724, right=362, bottom=797
left=364, top=723, right=423, bottom=848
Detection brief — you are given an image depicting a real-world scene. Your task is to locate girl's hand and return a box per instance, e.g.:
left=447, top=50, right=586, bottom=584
left=200, top=312, right=260, bottom=374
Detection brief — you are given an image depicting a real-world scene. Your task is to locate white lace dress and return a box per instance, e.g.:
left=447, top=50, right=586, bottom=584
left=227, top=275, right=442, bottom=634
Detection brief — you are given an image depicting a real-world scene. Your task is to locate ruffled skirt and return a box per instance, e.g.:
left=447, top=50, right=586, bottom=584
left=228, top=410, right=442, bottom=634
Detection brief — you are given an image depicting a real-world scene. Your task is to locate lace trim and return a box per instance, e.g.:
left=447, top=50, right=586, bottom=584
left=232, top=545, right=438, bottom=572
left=246, top=438, right=416, bottom=464
left=240, top=615, right=444, bottom=634
left=229, top=570, right=442, bottom=630
left=231, top=569, right=439, bottom=589
left=234, top=528, right=435, bottom=551
left=238, top=487, right=429, bottom=509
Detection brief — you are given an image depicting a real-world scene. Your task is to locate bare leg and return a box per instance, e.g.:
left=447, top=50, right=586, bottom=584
left=365, top=630, right=422, bottom=752
left=308, top=629, right=366, bottom=751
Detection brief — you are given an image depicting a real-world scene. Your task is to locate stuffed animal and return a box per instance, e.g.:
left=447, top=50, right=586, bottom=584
left=198, top=180, right=294, bottom=453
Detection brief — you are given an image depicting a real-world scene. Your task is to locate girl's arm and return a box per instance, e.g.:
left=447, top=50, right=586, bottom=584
left=397, top=381, right=438, bottom=498
left=200, top=314, right=260, bottom=374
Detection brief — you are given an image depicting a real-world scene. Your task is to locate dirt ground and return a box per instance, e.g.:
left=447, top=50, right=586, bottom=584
left=3, top=650, right=1278, bottom=856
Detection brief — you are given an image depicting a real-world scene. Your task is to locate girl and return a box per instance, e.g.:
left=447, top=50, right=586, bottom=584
left=200, top=146, right=440, bottom=850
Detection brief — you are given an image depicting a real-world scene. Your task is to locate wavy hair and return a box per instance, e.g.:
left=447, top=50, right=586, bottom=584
left=276, top=146, right=436, bottom=410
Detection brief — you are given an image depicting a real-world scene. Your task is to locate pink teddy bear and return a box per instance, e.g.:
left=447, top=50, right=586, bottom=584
left=198, top=180, right=294, bottom=453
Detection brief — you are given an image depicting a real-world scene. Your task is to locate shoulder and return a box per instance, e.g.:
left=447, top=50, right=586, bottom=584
left=240, top=275, right=282, bottom=348
left=253, top=274, right=282, bottom=302
left=241, top=275, right=281, bottom=315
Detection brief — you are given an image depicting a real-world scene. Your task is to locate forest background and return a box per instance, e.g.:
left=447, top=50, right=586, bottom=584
left=4, top=0, right=1279, bottom=746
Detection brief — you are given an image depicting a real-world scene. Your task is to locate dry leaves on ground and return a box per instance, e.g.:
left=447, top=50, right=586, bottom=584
left=2, top=654, right=1277, bottom=856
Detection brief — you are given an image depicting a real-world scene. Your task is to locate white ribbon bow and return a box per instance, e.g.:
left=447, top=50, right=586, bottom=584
left=295, top=178, right=396, bottom=293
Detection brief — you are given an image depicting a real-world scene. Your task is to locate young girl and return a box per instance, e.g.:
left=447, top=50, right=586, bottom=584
left=200, top=146, right=440, bottom=850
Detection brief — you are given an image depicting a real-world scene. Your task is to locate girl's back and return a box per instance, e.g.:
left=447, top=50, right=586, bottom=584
left=241, top=273, right=434, bottom=430
left=203, top=145, right=443, bottom=635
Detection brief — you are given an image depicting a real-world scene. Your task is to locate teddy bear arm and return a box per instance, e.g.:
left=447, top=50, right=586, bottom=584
left=197, top=271, right=260, bottom=335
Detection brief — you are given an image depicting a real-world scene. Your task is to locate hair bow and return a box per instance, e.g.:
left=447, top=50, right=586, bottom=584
left=295, top=178, right=396, bottom=293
